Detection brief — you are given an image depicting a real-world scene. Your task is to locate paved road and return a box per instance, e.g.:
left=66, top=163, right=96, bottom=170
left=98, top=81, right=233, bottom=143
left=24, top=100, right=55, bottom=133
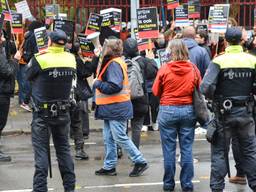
left=0, top=132, right=251, bottom=192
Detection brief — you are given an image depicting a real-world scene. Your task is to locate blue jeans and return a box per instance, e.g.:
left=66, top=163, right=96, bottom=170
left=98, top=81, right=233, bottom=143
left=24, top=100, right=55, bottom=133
left=103, top=120, right=146, bottom=170
left=17, top=64, right=31, bottom=104
left=158, top=105, right=196, bottom=191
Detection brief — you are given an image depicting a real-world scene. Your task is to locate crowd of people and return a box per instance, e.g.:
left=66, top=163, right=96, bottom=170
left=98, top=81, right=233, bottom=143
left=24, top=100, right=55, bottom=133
left=1, top=15, right=256, bottom=192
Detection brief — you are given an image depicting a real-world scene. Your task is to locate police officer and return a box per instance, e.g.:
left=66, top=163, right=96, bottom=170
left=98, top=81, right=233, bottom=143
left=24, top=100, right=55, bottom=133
left=201, top=27, right=256, bottom=192
left=26, top=30, right=76, bottom=192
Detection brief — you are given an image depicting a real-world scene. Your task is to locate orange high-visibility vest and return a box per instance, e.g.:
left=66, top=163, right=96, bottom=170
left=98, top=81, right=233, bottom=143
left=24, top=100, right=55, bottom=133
left=95, top=57, right=130, bottom=105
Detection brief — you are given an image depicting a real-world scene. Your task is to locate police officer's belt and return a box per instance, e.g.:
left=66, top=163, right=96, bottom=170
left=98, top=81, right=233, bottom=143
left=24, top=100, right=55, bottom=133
left=36, top=101, right=70, bottom=117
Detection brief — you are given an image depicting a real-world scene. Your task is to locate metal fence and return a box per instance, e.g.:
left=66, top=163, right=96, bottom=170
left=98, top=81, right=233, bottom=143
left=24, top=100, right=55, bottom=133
left=3, top=0, right=256, bottom=29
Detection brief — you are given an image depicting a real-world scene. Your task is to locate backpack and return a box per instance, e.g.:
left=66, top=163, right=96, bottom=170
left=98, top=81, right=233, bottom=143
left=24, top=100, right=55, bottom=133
left=125, top=56, right=144, bottom=99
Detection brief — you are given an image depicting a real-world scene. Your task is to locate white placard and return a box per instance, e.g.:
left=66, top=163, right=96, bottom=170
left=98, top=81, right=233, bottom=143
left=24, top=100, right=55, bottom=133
left=15, top=0, right=33, bottom=19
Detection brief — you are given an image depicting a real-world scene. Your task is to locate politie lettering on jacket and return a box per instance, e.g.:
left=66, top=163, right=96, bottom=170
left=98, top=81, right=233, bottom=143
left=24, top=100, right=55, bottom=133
left=48, top=68, right=74, bottom=78
left=223, top=69, right=252, bottom=80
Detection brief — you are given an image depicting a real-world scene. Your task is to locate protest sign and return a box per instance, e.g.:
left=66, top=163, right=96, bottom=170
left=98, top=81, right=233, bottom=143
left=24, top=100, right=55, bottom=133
left=100, top=8, right=122, bottom=32
left=53, top=19, right=75, bottom=43
left=208, top=6, right=214, bottom=31
left=188, top=0, right=200, bottom=19
left=15, top=0, right=33, bottom=19
left=100, top=9, right=114, bottom=28
left=211, top=4, right=230, bottom=33
left=34, top=26, right=48, bottom=53
left=3, top=10, right=11, bottom=21
left=85, top=13, right=103, bottom=35
left=134, top=28, right=155, bottom=52
left=157, top=49, right=170, bottom=66
left=175, top=4, right=190, bottom=27
left=137, top=7, right=159, bottom=39
left=45, top=4, right=59, bottom=19
left=11, top=13, right=23, bottom=34
left=167, top=0, right=179, bottom=10
left=196, top=24, right=208, bottom=33
left=58, top=13, right=67, bottom=20
left=78, top=34, right=95, bottom=57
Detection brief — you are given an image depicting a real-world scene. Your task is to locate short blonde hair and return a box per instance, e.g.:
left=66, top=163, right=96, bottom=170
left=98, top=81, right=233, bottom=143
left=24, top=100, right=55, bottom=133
left=167, top=39, right=189, bottom=61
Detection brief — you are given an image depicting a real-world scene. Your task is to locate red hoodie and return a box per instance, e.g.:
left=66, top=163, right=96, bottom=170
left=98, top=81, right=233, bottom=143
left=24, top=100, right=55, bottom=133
left=152, top=61, right=201, bottom=106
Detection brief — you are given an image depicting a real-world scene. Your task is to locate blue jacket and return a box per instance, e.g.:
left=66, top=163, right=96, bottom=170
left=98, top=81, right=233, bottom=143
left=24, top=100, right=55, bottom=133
left=183, top=38, right=210, bottom=77
left=93, top=60, right=133, bottom=121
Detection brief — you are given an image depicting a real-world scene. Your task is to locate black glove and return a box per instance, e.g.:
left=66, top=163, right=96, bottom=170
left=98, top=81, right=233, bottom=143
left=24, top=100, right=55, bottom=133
left=205, top=118, right=218, bottom=144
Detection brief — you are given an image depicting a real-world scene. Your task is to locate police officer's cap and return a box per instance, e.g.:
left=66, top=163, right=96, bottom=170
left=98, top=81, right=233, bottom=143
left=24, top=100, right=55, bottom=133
left=225, top=27, right=242, bottom=44
left=48, top=29, right=67, bottom=45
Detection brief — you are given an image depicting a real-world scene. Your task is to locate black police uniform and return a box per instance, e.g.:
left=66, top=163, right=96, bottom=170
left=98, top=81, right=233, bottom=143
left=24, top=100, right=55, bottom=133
left=201, top=27, right=256, bottom=192
left=26, top=30, right=76, bottom=192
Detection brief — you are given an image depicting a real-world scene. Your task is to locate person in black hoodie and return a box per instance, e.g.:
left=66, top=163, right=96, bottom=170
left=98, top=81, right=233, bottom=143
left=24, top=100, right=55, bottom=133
left=123, top=38, right=158, bottom=149
left=70, top=42, right=93, bottom=160
left=0, top=31, right=19, bottom=161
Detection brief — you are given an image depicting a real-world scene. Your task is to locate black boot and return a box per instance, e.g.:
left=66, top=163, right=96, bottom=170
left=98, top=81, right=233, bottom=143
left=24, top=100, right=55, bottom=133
left=0, top=151, right=11, bottom=162
left=75, top=147, right=89, bottom=160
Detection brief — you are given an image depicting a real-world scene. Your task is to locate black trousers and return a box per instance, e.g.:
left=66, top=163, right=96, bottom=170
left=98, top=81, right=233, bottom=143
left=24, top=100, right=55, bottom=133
left=144, top=93, right=159, bottom=125
left=32, top=112, right=75, bottom=192
left=0, top=96, right=10, bottom=136
left=210, top=106, right=256, bottom=191
left=81, top=100, right=90, bottom=136
left=70, top=101, right=84, bottom=149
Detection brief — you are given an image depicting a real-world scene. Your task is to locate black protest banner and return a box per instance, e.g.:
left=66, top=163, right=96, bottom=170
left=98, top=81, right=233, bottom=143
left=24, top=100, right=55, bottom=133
left=113, top=10, right=122, bottom=32
left=157, top=49, right=170, bottom=66
left=45, top=4, right=59, bottom=19
left=137, top=7, right=159, bottom=39
left=100, top=8, right=122, bottom=32
left=211, top=4, right=230, bottom=33
left=196, top=24, right=208, bottom=33
left=100, top=9, right=114, bottom=28
left=11, top=13, right=23, bottom=34
left=34, top=26, right=48, bottom=53
left=85, top=13, right=103, bottom=35
left=188, top=0, right=200, bottom=19
left=78, top=34, right=95, bottom=57
left=175, top=4, right=189, bottom=27
left=53, top=19, right=75, bottom=43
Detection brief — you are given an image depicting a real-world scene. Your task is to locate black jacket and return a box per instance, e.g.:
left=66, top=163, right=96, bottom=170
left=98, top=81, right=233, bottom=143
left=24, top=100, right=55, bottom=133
left=0, top=47, right=18, bottom=97
left=23, top=31, right=38, bottom=63
left=123, top=38, right=158, bottom=116
left=75, top=55, right=93, bottom=101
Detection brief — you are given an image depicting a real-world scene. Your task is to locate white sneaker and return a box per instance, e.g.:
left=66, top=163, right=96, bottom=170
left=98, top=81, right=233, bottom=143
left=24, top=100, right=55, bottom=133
left=152, top=123, right=159, bottom=131
left=141, top=125, right=148, bottom=132
left=20, top=103, right=32, bottom=112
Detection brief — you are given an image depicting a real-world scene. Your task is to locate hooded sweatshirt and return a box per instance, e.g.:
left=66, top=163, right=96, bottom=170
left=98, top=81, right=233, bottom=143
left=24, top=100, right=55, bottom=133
left=183, top=38, right=210, bottom=78
left=152, top=60, right=201, bottom=105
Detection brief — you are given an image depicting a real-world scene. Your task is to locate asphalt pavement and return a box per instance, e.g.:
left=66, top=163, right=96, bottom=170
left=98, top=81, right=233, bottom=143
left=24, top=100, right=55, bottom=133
left=0, top=97, right=252, bottom=192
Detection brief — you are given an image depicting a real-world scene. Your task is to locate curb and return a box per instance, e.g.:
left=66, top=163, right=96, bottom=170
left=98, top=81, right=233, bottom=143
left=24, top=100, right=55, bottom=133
left=2, top=127, right=103, bottom=136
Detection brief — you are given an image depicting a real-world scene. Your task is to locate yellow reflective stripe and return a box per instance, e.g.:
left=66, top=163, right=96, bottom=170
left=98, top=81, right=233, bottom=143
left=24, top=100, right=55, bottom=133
left=36, top=47, right=76, bottom=70
left=213, top=52, right=256, bottom=69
